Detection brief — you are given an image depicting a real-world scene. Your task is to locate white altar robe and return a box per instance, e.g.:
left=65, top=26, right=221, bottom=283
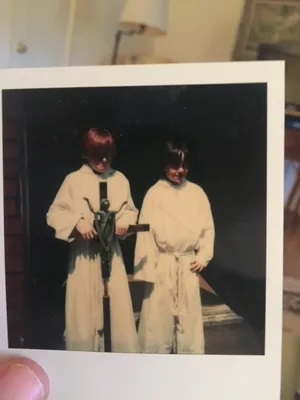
left=47, top=164, right=140, bottom=353
left=134, top=179, right=215, bottom=354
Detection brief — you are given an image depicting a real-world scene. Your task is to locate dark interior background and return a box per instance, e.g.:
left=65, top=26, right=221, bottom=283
left=8, top=83, right=267, bottom=350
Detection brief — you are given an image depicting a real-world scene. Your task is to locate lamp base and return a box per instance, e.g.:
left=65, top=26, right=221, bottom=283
left=111, top=25, right=146, bottom=65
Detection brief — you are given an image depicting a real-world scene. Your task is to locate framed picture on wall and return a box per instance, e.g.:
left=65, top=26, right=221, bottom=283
left=232, top=0, right=300, bottom=61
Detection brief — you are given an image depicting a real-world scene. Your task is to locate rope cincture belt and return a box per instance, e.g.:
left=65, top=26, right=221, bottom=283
left=159, top=250, right=195, bottom=315
left=159, top=250, right=195, bottom=260
left=159, top=250, right=196, bottom=353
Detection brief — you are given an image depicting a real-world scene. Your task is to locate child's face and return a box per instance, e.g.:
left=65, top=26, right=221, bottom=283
left=88, top=154, right=111, bottom=173
left=164, top=164, right=188, bottom=185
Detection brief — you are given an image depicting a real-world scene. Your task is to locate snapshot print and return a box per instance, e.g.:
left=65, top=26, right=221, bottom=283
left=2, top=82, right=267, bottom=355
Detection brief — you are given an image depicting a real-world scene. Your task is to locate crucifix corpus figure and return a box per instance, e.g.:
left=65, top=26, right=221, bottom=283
left=84, top=181, right=149, bottom=352
left=47, top=128, right=147, bottom=353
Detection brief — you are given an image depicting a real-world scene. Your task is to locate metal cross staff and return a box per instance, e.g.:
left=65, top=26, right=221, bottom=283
left=84, top=182, right=149, bottom=352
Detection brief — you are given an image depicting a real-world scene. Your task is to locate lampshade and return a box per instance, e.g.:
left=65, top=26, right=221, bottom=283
left=120, top=0, right=169, bottom=36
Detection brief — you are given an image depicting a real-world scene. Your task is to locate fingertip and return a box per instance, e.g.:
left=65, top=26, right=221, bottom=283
left=19, top=358, right=50, bottom=398
left=0, top=357, right=50, bottom=399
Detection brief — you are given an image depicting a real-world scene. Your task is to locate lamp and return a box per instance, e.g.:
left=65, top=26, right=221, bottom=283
left=111, top=0, right=169, bottom=65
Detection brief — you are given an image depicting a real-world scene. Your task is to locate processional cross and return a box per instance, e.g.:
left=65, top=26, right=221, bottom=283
left=84, top=182, right=149, bottom=352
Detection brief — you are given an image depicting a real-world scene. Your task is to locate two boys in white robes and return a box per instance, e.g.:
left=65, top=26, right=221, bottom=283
left=47, top=131, right=214, bottom=354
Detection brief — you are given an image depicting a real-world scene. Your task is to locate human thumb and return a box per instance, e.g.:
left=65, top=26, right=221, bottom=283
left=0, top=357, right=49, bottom=400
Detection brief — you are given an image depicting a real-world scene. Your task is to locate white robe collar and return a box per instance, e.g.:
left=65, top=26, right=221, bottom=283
left=79, top=164, right=116, bottom=180
left=157, top=178, right=188, bottom=191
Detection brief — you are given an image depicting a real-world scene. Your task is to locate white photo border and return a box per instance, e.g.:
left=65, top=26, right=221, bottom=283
left=0, top=62, right=284, bottom=400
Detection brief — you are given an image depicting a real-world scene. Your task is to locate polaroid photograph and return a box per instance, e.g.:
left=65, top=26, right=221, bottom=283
left=0, top=62, right=284, bottom=399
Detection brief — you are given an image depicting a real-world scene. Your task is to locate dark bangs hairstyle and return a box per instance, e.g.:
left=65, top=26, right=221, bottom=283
left=82, top=128, right=116, bottom=160
left=162, top=139, right=190, bottom=170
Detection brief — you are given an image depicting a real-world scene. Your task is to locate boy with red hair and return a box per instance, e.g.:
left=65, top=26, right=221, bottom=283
left=47, top=128, right=140, bottom=353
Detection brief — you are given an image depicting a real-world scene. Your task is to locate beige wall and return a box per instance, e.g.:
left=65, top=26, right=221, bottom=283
left=0, top=0, right=244, bottom=68
left=152, top=0, right=244, bottom=63
left=0, top=0, right=12, bottom=67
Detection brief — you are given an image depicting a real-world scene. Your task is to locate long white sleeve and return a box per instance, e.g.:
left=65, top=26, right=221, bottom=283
left=115, top=178, right=138, bottom=227
left=46, top=176, right=82, bottom=242
left=134, top=191, right=159, bottom=283
left=195, top=196, right=215, bottom=268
